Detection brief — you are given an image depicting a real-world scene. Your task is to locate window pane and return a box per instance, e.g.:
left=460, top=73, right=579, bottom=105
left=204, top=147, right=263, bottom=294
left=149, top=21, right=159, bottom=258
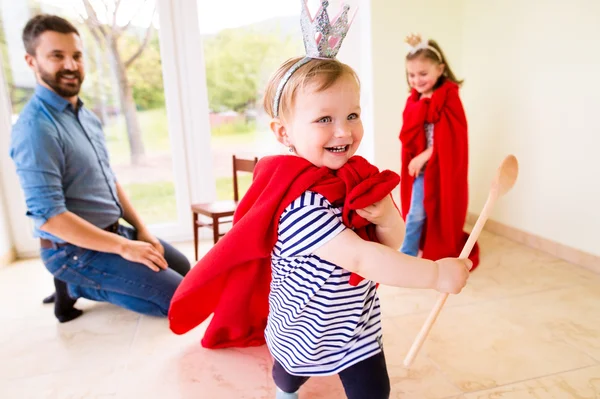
left=1, top=0, right=179, bottom=226
left=198, top=0, right=303, bottom=200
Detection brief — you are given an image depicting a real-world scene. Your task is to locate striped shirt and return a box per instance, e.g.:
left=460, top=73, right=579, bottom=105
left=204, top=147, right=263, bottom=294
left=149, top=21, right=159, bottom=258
left=264, top=191, right=383, bottom=376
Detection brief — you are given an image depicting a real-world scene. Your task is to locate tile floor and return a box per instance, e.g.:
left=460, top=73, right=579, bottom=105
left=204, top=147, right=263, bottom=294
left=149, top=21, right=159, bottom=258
left=1, top=232, right=599, bottom=399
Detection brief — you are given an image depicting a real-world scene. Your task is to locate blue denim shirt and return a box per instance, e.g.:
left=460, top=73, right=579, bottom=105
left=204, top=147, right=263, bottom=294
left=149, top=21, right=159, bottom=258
left=9, top=85, right=123, bottom=243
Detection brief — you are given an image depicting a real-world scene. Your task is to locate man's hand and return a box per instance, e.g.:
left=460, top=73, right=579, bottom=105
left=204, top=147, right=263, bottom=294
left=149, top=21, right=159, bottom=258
left=356, top=196, right=401, bottom=228
left=115, top=181, right=165, bottom=259
left=120, top=238, right=168, bottom=272
left=137, top=228, right=165, bottom=256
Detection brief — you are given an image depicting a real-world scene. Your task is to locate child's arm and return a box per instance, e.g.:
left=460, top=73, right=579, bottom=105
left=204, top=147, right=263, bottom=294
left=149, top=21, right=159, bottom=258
left=357, top=195, right=404, bottom=250
left=408, top=147, right=433, bottom=177
left=314, top=228, right=471, bottom=293
left=419, top=147, right=433, bottom=161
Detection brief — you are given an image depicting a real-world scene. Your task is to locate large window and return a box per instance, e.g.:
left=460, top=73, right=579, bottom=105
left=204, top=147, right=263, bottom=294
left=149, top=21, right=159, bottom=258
left=198, top=0, right=304, bottom=200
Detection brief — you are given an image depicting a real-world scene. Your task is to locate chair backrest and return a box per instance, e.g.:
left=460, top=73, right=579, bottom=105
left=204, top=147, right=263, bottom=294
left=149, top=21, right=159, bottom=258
left=232, top=155, right=259, bottom=202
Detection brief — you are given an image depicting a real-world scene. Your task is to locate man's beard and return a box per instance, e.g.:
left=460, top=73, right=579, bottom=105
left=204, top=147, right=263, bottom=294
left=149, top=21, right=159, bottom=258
left=39, top=66, right=83, bottom=98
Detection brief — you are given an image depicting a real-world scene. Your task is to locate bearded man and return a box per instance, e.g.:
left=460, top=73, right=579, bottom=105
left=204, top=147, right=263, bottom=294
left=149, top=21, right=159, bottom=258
left=9, top=14, right=190, bottom=323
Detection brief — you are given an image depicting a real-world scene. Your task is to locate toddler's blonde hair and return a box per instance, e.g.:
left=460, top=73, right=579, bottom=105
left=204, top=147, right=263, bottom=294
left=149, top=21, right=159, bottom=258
left=263, top=57, right=360, bottom=119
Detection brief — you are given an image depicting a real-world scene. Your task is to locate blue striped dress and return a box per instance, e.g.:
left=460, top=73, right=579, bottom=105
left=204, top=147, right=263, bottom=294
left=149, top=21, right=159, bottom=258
left=264, top=191, right=383, bottom=376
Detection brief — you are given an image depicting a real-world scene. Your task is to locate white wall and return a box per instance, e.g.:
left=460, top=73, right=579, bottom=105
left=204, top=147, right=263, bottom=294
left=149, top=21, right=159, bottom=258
left=330, top=0, right=373, bottom=161
left=460, top=0, right=600, bottom=256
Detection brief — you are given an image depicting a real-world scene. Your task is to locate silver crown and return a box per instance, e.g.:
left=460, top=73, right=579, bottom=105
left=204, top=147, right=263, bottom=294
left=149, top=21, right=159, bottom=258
left=272, top=0, right=356, bottom=117
left=300, top=0, right=354, bottom=59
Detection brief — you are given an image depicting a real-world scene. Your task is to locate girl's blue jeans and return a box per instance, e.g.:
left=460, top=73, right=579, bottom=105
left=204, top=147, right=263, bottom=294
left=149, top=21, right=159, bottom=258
left=400, top=174, right=426, bottom=257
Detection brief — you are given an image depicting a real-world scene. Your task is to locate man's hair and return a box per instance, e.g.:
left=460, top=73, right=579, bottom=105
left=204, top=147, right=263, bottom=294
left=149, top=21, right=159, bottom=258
left=22, top=14, right=79, bottom=56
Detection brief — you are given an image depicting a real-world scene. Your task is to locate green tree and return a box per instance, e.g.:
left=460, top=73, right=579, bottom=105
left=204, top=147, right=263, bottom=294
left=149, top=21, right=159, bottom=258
left=127, top=34, right=164, bottom=110
left=204, top=28, right=298, bottom=113
left=81, top=0, right=155, bottom=165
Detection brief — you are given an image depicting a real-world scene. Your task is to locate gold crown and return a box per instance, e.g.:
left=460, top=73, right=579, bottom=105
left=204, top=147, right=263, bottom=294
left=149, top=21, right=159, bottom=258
left=405, top=33, right=424, bottom=48
left=404, top=32, right=442, bottom=60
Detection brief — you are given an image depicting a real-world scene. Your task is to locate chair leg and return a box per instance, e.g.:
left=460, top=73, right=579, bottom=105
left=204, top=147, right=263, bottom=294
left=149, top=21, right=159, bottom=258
left=193, top=212, right=199, bottom=261
left=212, top=216, right=219, bottom=244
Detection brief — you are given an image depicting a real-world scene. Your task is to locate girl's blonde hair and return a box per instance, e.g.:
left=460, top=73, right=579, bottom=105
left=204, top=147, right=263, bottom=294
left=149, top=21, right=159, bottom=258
left=406, top=39, right=463, bottom=89
left=263, top=57, right=360, bottom=119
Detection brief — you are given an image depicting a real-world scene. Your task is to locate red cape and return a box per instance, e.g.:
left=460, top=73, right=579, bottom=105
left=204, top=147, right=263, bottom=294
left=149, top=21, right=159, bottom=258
left=399, top=80, right=479, bottom=267
left=168, top=155, right=400, bottom=348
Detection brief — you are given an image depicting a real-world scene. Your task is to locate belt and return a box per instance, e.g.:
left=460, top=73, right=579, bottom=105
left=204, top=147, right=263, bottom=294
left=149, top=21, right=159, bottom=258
left=40, top=221, right=120, bottom=249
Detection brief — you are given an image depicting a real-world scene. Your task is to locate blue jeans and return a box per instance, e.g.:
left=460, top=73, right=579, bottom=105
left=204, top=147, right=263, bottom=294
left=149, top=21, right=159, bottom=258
left=40, top=225, right=190, bottom=317
left=400, top=174, right=426, bottom=257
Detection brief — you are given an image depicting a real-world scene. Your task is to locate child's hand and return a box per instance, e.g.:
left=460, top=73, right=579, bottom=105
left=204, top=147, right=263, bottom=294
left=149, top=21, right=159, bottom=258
left=408, top=155, right=427, bottom=177
left=356, top=196, right=400, bottom=228
left=433, top=258, right=473, bottom=294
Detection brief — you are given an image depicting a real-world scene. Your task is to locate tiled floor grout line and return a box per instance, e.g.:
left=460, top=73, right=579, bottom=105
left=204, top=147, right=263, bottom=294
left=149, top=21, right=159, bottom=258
left=425, top=352, right=466, bottom=396
left=560, top=338, right=600, bottom=366
left=451, top=364, right=598, bottom=396
left=384, top=284, right=577, bottom=320
left=112, top=315, right=142, bottom=397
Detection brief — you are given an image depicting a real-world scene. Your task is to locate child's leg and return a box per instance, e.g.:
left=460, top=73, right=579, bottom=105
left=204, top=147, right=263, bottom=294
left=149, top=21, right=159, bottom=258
left=272, top=359, right=309, bottom=398
left=338, top=351, right=390, bottom=399
left=400, top=174, right=426, bottom=256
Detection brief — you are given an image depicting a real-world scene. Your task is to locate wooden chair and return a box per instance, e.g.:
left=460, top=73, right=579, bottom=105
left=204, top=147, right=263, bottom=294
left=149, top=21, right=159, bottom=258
left=191, top=155, right=258, bottom=260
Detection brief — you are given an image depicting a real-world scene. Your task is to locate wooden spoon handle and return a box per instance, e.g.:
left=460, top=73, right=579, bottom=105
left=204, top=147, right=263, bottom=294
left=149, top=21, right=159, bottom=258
left=403, top=192, right=498, bottom=367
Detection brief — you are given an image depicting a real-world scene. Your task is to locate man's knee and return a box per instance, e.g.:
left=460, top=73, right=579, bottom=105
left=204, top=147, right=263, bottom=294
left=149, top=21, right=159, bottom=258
left=164, top=246, right=191, bottom=276
left=176, top=256, right=191, bottom=276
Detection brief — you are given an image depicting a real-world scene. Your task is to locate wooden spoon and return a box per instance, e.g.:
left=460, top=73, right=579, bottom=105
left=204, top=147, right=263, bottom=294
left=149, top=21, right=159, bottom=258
left=403, top=154, right=519, bottom=368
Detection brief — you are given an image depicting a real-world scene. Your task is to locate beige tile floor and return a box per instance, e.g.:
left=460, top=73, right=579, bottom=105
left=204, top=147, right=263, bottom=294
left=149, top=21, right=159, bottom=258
left=1, top=232, right=599, bottom=399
